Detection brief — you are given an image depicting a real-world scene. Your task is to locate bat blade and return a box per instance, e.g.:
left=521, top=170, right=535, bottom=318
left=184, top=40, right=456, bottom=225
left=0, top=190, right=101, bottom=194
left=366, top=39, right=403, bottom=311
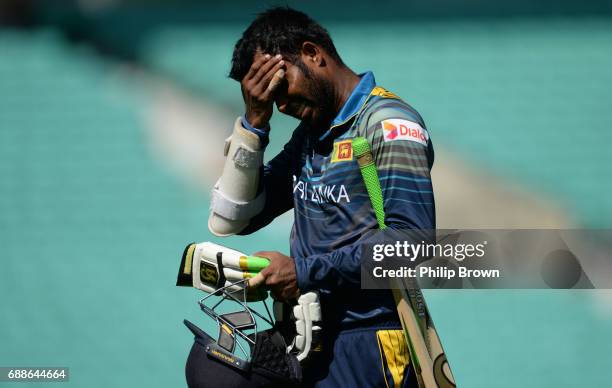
left=391, top=278, right=456, bottom=388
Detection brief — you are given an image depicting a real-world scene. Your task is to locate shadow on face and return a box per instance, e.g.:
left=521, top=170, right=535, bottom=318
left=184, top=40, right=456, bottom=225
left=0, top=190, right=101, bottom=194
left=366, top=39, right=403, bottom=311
left=252, top=51, right=334, bottom=127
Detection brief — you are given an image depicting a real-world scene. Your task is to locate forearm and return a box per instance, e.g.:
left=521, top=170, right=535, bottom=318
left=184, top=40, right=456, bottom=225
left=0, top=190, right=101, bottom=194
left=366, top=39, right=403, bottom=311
left=210, top=117, right=300, bottom=236
left=294, top=230, right=378, bottom=292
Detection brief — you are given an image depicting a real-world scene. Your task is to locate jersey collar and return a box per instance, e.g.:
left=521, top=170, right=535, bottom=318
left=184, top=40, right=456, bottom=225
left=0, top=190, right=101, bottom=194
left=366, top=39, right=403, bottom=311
left=318, top=71, right=376, bottom=142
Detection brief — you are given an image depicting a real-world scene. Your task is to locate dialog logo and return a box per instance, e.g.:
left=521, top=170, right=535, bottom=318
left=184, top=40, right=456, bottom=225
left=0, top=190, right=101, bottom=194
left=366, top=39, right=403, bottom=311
left=382, top=119, right=429, bottom=146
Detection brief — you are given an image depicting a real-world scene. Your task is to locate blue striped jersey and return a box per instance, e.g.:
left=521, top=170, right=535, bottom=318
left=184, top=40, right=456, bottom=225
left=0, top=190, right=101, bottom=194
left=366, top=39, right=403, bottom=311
left=240, top=71, right=435, bottom=326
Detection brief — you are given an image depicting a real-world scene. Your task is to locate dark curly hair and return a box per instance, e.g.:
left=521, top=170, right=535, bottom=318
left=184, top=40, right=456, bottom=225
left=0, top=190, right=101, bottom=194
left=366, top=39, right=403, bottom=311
left=229, top=7, right=343, bottom=81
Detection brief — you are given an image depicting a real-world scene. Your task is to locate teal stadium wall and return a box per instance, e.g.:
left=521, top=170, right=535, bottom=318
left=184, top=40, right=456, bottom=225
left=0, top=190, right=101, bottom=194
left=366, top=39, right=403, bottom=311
left=1, top=8, right=612, bottom=388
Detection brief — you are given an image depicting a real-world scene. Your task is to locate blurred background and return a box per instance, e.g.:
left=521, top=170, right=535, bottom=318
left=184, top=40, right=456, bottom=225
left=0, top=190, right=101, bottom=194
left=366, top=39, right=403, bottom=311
left=1, top=0, right=612, bottom=386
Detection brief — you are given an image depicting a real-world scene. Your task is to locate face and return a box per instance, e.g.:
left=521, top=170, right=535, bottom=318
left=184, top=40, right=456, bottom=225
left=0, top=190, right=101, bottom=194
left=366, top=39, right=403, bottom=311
left=254, top=51, right=335, bottom=127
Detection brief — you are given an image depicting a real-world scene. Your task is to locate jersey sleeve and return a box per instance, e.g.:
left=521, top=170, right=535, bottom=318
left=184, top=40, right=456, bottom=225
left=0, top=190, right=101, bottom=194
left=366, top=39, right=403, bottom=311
left=294, top=229, right=382, bottom=291
left=238, top=124, right=304, bottom=235
left=365, top=101, right=436, bottom=230
left=294, top=100, right=435, bottom=292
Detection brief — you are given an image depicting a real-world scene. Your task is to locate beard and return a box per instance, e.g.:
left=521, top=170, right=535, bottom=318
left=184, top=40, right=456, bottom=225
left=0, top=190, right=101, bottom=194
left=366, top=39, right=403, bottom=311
left=294, top=60, right=336, bottom=129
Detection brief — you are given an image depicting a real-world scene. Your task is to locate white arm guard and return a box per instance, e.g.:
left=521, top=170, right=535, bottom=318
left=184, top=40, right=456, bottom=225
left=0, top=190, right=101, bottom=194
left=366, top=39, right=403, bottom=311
left=208, top=117, right=265, bottom=236
left=274, top=292, right=322, bottom=362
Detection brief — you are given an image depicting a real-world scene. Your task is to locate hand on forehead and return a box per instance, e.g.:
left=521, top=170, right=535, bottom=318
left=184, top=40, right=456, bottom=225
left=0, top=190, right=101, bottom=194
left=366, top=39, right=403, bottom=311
left=253, top=49, right=288, bottom=63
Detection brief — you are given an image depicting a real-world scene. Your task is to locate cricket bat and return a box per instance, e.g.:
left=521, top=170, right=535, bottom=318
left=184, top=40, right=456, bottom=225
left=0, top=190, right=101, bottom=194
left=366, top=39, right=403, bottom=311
left=352, top=137, right=456, bottom=388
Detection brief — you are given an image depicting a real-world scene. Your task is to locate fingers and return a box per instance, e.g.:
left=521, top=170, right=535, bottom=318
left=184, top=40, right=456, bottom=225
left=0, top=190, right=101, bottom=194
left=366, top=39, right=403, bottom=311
left=247, top=251, right=272, bottom=289
left=264, top=69, right=285, bottom=95
left=270, top=284, right=300, bottom=302
left=252, top=251, right=274, bottom=259
left=248, top=272, right=266, bottom=289
left=251, top=54, right=283, bottom=84
left=240, top=54, right=285, bottom=127
left=249, top=62, right=285, bottom=99
left=244, top=55, right=284, bottom=97
left=259, top=61, right=285, bottom=88
left=243, top=53, right=271, bottom=81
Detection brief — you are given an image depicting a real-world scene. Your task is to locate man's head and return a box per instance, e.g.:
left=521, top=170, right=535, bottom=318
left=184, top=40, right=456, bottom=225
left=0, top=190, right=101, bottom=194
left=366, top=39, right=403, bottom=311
left=229, top=7, right=346, bottom=127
